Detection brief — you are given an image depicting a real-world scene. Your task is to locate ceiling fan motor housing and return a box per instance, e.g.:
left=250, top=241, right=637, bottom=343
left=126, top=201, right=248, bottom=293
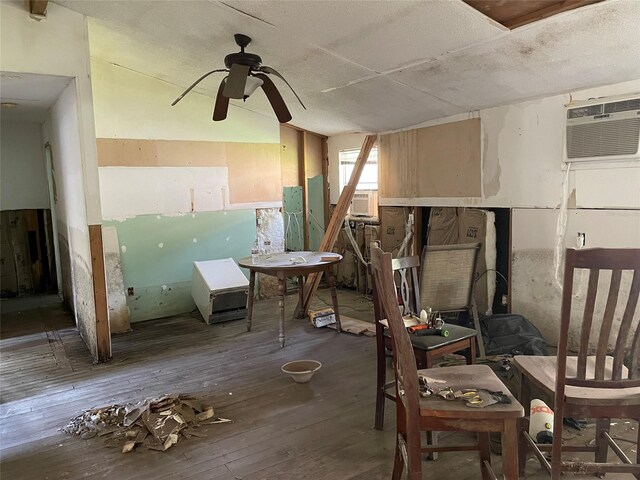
left=224, top=52, right=262, bottom=70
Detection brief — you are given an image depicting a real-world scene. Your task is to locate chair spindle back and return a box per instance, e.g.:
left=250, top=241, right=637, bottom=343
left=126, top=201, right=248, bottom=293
left=371, top=244, right=422, bottom=474
left=560, top=248, right=640, bottom=389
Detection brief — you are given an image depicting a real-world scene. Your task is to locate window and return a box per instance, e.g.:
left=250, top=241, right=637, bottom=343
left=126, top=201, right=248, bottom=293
left=338, top=146, right=378, bottom=192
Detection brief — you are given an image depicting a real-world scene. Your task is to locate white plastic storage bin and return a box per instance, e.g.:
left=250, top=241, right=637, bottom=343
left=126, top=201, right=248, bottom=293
left=191, top=259, right=249, bottom=324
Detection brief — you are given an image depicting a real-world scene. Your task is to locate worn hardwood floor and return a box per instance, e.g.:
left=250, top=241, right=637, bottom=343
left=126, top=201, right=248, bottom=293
left=1, top=291, right=637, bottom=479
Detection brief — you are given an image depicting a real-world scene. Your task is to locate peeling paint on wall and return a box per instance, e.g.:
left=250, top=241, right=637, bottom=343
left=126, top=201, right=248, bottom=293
left=256, top=208, right=285, bottom=299
left=512, top=208, right=640, bottom=349
left=103, top=210, right=256, bottom=322
left=102, top=226, right=130, bottom=334
left=256, top=208, right=285, bottom=253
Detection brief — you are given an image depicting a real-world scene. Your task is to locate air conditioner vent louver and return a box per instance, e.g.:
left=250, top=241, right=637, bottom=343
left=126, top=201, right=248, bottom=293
left=604, top=98, right=640, bottom=114
left=567, top=118, right=640, bottom=158
left=564, top=95, right=640, bottom=162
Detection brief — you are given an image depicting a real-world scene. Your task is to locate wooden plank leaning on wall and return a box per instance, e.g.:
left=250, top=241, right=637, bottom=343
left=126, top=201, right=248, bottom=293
left=89, top=224, right=112, bottom=362
left=297, top=135, right=377, bottom=317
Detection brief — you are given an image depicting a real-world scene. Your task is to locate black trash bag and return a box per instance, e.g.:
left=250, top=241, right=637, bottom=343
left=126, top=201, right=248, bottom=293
left=481, top=314, right=547, bottom=356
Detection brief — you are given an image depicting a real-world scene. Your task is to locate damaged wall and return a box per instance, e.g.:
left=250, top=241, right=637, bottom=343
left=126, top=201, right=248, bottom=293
left=90, top=55, right=283, bottom=322
left=512, top=208, right=640, bottom=350
left=328, top=79, right=640, bottom=345
left=43, top=80, right=98, bottom=357
left=1, top=1, right=106, bottom=360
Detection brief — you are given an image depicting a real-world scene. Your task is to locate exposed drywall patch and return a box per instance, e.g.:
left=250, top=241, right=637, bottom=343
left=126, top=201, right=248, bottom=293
left=379, top=118, right=481, bottom=199
left=482, top=113, right=502, bottom=198
left=96, top=138, right=228, bottom=167
left=104, top=209, right=256, bottom=322
left=102, top=226, right=130, bottom=334
left=280, top=126, right=301, bottom=188
left=99, top=166, right=229, bottom=219
left=227, top=143, right=282, bottom=204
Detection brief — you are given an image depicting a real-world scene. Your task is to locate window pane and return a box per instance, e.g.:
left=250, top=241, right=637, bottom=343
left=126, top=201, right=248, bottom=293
left=339, top=147, right=378, bottom=191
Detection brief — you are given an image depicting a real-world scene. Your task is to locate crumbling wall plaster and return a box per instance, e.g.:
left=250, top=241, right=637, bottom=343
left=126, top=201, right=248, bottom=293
left=256, top=208, right=285, bottom=299
left=102, top=226, right=130, bottom=333
left=512, top=208, right=640, bottom=348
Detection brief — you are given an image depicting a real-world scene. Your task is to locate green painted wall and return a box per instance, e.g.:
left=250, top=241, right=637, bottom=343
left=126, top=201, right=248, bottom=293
left=307, top=175, right=325, bottom=251
left=104, top=210, right=256, bottom=322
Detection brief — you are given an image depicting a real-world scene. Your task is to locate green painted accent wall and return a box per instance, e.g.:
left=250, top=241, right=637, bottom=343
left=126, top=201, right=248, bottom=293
left=104, top=210, right=256, bottom=322
left=283, top=186, right=303, bottom=251
left=307, top=175, right=325, bottom=251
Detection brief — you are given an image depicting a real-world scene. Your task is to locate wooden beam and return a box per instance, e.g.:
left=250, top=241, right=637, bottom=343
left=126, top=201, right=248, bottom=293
left=296, top=134, right=377, bottom=316
left=299, top=131, right=309, bottom=250
left=280, top=122, right=328, bottom=140
left=29, top=0, right=48, bottom=16
left=89, top=224, right=112, bottom=362
left=321, top=137, right=330, bottom=228
left=505, top=0, right=601, bottom=29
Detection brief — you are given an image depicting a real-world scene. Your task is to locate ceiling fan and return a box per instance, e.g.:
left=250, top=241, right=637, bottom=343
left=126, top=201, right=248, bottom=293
left=171, top=33, right=306, bottom=123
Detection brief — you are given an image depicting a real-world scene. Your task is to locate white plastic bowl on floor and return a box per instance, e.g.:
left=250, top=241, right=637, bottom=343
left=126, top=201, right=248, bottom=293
left=281, top=360, right=322, bottom=383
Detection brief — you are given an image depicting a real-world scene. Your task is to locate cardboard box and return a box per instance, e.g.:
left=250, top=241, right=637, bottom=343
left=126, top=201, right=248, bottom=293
left=309, top=307, right=337, bottom=328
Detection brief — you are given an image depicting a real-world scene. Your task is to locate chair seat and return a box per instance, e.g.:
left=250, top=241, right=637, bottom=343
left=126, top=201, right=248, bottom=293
left=513, top=355, right=640, bottom=406
left=418, top=364, right=524, bottom=419
left=384, top=323, right=477, bottom=351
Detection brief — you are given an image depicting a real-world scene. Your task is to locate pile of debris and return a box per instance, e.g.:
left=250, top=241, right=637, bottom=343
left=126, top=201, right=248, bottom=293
left=62, top=393, right=231, bottom=453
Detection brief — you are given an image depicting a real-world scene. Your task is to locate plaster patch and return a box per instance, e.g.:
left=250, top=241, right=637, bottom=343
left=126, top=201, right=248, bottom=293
left=99, top=166, right=229, bottom=219
left=121, top=245, right=127, bottom=253
left=193, top=238, right=198, bottom=243
left=158, top=242, right=164, bottom=248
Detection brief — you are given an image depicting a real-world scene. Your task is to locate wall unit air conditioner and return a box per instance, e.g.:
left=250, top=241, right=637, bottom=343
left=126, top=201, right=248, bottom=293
left=564, top=95, right=640, bottom=163
left=350, top=190, right=378, bottom=217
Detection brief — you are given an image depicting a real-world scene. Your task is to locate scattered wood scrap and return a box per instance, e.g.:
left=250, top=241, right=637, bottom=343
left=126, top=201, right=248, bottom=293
left=327, top=315, right=376, bottom=336
left=62, top=393, right=231, bottom=453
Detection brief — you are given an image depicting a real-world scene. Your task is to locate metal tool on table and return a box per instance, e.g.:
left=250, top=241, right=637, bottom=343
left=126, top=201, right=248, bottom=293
left=406, top=307, right=449, bottom=337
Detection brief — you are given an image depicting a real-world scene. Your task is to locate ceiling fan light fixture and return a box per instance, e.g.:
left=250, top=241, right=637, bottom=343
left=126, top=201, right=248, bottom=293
left=243, top=76, right=263, bottom=98
left=171, top=33, right=305, bottom=123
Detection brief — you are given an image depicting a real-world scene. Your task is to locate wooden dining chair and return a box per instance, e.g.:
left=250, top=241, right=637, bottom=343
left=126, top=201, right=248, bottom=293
left=371, top=244, right=524, bottom=480
left=374, top=243, right=482, bottom=431
left=514, top=248, right=640, bottom=479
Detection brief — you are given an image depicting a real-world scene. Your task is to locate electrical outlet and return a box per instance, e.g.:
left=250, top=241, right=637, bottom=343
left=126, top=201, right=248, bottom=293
left=577, top=232, right=586, bottom=248
left=127, top=287, right=134, bottom=296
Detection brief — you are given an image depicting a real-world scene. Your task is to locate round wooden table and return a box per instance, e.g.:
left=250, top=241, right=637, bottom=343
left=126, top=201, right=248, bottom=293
left=238, top=251, right=343, bottom=347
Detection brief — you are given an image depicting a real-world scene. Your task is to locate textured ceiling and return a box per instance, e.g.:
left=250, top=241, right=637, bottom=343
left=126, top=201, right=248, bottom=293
left=55, top=0, right=640, bottom=135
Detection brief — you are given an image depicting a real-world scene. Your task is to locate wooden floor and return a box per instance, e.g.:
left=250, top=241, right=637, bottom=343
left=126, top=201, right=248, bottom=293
left=1, top=291, right=637, bottom=479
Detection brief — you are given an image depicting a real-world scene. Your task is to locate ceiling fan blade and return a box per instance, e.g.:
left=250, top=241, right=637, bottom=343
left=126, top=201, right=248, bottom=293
left=171, top=69, right=228, bottom=106
left=213, top=79, right=230, bottom=121
left=223, top=64, right=250, bottom=99
left=254, top=73, right=292, bottom=123
left=260, top=66, right=306, bottom=110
